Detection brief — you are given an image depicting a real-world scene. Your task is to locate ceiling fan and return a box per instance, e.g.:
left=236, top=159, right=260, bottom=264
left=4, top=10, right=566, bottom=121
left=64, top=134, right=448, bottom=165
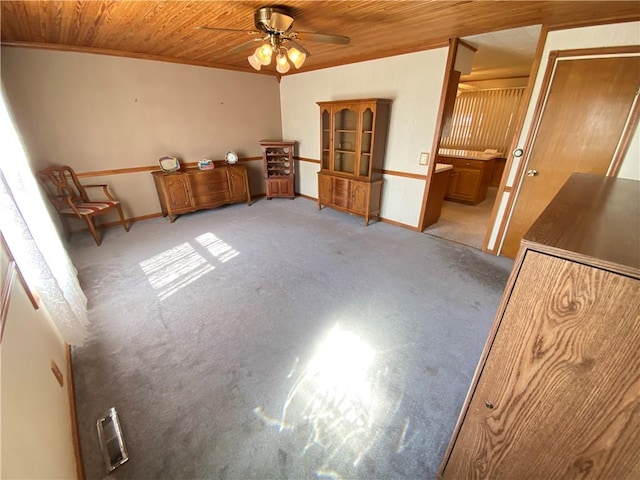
left=197, top=6, right=350, bottom=73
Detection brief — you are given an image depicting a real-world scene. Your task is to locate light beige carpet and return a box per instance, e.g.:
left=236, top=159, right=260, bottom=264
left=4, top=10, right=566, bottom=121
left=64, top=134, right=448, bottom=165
left=425, top=187, right=498, bottom=250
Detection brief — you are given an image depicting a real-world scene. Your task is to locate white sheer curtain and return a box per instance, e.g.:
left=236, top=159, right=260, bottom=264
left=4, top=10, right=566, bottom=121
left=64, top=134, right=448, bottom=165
left=0, top=89, right=88, bottom=345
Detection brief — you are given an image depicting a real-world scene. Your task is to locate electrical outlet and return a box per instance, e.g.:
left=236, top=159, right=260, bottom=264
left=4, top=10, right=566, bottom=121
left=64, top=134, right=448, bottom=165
left=419, top=152, right=430, bottom=166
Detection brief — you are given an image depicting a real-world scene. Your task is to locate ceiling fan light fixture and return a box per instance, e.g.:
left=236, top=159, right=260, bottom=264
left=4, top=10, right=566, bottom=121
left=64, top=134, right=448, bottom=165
left=287, top=47, right=306, bottom=69
left=247, top=53, right=262, bottom=70
left=255, top=43, right=273, bottom=65
left=276, top=53, right=290, bottom=74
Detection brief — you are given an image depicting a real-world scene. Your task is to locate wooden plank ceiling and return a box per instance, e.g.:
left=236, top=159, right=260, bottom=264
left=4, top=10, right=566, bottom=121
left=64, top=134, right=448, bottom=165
left=1, top=1, right=639, bottom=75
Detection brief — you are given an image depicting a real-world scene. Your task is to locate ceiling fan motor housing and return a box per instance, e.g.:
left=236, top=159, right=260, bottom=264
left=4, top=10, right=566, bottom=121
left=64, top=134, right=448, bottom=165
left=254, top=7, right=293, bottom=33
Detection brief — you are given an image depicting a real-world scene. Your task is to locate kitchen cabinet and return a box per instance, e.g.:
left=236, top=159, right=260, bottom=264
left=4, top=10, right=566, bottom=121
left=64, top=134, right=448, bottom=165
left=317, top=98, right=391, bottom=225
left=439, top=173, right=640, bottom=480
left=437, top=149, right=498, bottom=204
left=260, top=140, right=295, bottom=200
left=152, top=165, right=251, bottom=222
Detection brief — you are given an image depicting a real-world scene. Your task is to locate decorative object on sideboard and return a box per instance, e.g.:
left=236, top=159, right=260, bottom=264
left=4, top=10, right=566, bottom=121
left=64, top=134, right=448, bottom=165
left=158, top=155, right=180, bottom=173
left=198, top=159, right=215, bottom=170
left=225, top=151, right=239, bottom=165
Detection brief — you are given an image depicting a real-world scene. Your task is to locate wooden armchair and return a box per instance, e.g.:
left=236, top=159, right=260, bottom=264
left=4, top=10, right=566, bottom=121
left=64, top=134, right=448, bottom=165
left=36, top=165, right=129, bottom=246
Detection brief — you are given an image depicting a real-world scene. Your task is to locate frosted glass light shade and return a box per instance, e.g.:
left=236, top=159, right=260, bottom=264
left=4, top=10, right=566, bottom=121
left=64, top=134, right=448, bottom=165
left=287, top=48, right=306, bottom=69
left=276, top=54, right=290, bottom=74
left=247, top=53, right=262, bottom=70
left=256, top=43, right=273, bottom=66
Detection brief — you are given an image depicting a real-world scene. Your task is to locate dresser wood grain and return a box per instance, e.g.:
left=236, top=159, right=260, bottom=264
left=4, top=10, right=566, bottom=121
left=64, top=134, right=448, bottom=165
left=152, top=166, right=250, bottom=222
left=439, top=173, right=640, bottom=480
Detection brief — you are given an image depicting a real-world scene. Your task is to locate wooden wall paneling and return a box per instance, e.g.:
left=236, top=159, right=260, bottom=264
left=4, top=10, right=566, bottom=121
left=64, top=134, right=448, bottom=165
left=2, top=1, right=638, bottom=75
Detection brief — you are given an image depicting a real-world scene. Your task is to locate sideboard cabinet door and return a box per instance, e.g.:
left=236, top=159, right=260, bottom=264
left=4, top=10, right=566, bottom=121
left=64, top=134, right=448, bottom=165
left=164, top=174, right=192, bottom=210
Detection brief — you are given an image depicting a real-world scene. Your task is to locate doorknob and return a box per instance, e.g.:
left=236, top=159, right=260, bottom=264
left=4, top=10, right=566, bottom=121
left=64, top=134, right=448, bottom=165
left=527, top=169, right=538, bottom=177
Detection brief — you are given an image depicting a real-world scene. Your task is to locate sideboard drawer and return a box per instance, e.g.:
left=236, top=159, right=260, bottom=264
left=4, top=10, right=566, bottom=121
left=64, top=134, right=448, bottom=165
left=190, top=181, right=229, bottom=196
left=189, top=169, right=228, bottom=185
left=193, top=191, right=231, bottom=206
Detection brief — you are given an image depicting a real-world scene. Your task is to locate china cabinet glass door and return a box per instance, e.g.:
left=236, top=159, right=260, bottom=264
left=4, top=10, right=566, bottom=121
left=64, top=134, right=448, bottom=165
left=359, top=107, right=374, bottom=177
left=333, top=106, right=357, bottom=175
left=321, top=109, right=330, bottom=170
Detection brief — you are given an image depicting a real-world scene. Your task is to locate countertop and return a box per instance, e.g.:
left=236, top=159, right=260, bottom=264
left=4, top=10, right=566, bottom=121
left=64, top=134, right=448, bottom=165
left=435, top=163, right=453, bottom=173
left=438, top=149, right=504, bottom=161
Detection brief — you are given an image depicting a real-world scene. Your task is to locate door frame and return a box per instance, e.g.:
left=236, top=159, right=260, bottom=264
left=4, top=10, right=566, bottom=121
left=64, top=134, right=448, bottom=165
left=491, top=45, right=640, bottom=255
left=417, top=37, right=460, bottom=233
left=417, top=28, right=549, bottom=250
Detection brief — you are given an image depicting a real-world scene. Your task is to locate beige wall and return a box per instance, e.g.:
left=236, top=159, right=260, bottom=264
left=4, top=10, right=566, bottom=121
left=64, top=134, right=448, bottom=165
left=280, top=48, right=449, bottom=228
left=1, top=47, right=282, bottom=223
left=487, top=21, right=640, bottom=253
left=1, top=246, right=77, bottom=479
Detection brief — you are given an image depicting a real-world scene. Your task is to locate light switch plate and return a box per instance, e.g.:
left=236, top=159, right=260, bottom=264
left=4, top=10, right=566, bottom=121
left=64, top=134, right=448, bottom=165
left=419, top=152, right=430, bottom=166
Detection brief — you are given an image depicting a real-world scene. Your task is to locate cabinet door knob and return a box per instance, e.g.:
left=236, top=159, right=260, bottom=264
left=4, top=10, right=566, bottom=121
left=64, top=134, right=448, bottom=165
left=527, top=169, right=538, bottom=177
left=485, top=401, right=494, bottom=409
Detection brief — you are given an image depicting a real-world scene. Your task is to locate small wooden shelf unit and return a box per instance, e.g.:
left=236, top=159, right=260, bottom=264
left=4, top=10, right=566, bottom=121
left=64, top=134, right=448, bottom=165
left=260, top=141, right=295, bottom=200
left=317, top=98, right=391, bottom=225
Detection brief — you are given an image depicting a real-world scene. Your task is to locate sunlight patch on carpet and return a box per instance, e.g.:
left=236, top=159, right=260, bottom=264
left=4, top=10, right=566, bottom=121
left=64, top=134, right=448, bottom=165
left=196, top=232, right=240, bottom=263
left=139, top=233, right=240, bottom=300
left=254, top=324, right=409, bottom=478
left=140, top=242, right=215, bottom=300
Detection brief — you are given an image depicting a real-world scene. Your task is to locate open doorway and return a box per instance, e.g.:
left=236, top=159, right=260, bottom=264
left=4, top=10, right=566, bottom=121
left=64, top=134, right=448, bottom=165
left=424, top=25, right=541, bottom=250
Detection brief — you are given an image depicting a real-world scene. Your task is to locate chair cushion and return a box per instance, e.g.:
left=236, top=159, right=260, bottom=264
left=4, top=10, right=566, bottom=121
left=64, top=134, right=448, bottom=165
left=61, top=201, right=119, bottom=216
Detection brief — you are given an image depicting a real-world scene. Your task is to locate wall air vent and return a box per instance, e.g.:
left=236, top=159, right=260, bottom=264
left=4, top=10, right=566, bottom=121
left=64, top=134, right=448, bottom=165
left=96, top=407, right=129, bottom=473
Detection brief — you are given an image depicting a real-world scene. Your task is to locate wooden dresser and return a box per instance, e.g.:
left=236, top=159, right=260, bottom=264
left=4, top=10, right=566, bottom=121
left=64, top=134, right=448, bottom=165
left=439, top=173, right=640, bottom=479
left=152, top=165, right=251, bottom=222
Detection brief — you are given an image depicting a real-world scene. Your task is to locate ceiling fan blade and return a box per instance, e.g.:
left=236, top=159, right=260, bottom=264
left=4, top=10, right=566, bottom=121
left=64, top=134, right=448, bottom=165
left=286, top=39, right=311, bottom=57
left=295, top=32, right=350, bottom=45
left=197, top=26, right=259, bottom=34
left=269, top=12, right=294, bottom=32
left=228, top=38, right=264, bottom=54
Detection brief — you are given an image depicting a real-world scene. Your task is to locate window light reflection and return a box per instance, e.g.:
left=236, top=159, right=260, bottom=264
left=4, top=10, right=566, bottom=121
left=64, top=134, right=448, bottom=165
left=196, top=232, right=240, bottom=263
left=139, top=232, right=240, bottom=300
left=254, top=324, right=406, bottom=477
left=140, top=242, right=214, bottom=300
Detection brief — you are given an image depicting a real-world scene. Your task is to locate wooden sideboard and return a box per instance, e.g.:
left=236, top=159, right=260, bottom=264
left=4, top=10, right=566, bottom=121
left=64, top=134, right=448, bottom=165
left=152, top=165, right=251, bottom=222
left=439, top=173, right=640, bottom=479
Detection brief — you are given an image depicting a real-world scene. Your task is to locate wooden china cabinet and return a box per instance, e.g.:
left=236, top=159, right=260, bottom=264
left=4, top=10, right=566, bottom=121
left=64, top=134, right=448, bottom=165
left=317, top=99, right=391, bottom=225
left=260, top=141, right=295, bottom=199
